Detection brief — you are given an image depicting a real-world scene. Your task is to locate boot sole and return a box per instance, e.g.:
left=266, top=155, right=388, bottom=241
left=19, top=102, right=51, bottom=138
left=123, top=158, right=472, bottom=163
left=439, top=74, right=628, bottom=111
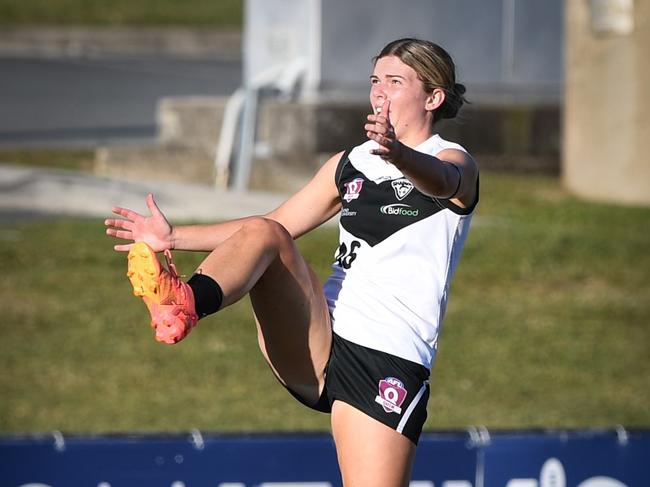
left=127, top=242, right=162, bottom=303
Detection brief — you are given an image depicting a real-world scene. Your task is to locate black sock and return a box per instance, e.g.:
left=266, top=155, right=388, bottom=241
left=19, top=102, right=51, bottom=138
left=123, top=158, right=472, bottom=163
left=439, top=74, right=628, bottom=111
left=187, top=274, right=224, bottom=319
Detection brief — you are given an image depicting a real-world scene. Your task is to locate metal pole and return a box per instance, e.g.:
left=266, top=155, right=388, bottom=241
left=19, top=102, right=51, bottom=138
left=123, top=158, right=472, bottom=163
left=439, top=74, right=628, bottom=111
left=232, top=87, right=259, bottom=191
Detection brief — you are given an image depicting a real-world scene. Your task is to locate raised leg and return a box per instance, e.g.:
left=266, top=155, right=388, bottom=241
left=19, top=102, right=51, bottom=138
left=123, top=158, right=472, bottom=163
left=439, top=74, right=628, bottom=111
left=194, top=217, right=332, bottom=404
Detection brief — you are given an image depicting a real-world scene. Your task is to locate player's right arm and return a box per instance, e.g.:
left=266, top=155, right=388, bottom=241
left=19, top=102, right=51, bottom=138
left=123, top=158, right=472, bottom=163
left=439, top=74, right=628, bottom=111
left=105, top=152, right=343, bottom=252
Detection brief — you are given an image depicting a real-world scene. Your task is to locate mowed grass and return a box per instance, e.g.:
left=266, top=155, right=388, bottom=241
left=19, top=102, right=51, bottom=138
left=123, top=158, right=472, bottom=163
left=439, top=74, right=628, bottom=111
left=0, top=172, right=649, bottom=434
left=0, top=148, right=95, bottom=172
left=0, top=0, right=242, bottom=27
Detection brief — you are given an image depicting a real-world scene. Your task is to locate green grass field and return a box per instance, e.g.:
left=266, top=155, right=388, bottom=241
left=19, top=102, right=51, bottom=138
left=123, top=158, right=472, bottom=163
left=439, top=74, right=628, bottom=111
left=0, top=0, right=242, bottom=27
left=0, top=148, right=95, bottom=172
left=1, top=172, right=649, bottom=434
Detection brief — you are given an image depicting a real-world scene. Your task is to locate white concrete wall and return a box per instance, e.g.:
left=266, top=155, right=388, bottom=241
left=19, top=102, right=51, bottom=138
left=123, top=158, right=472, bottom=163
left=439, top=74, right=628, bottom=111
left=319, top=0, right=563, bottom=102
left=563, top=0, right=650, bottom=205
left=245, top=0, right=563, bottom=103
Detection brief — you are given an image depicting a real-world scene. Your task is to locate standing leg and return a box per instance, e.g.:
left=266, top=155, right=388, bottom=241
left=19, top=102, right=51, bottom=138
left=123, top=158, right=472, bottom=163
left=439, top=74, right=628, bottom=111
left=331, top=401, right=416, bottom=487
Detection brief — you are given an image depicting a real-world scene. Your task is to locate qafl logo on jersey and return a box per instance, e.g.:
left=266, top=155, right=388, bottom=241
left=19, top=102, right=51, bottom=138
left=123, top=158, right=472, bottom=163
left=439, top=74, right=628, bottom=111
left=391, top=178, right=414, bottom=200
left=343, top=178, right=364, bottom=202
left=375, top=377, right=408, bottom=414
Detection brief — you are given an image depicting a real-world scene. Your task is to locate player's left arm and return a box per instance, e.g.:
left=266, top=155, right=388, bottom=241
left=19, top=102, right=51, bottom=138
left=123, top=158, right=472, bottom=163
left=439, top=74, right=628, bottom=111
left=366, top=99, right=478, bottom=209
left=396, top=147, right=478, bottom=209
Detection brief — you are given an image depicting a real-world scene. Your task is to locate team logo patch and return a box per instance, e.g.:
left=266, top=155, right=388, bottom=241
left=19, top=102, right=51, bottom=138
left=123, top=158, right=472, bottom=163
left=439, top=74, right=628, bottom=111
left=343, top=178, right=364, bottom=202
left=391, top=178, right=414, bottom=200
left=375, top=377, right=408, bottom=414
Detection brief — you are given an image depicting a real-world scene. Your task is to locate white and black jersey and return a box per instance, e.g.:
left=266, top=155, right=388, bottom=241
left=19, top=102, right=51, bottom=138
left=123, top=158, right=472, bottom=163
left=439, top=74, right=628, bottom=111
left=323, top=134, right=478, bottom=369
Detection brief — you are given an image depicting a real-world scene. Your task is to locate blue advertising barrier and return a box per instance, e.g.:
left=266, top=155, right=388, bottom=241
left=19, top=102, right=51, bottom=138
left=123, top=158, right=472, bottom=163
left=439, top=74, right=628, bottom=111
left=1, top=428, right=648, bottom=487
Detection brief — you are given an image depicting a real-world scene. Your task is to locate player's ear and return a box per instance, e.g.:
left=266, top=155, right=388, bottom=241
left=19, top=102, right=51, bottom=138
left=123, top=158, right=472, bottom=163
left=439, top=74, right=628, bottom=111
left=425, top=88, right=445, bottom=112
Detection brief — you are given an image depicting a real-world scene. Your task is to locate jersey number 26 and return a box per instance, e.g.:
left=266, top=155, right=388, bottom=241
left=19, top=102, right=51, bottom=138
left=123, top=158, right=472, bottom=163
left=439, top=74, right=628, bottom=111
left=334, top=240, right=361, bottom=269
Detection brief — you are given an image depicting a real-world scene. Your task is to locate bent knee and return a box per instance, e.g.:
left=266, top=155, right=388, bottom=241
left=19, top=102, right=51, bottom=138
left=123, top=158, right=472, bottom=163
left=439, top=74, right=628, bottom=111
left=241, top=217, right=293, bottom=248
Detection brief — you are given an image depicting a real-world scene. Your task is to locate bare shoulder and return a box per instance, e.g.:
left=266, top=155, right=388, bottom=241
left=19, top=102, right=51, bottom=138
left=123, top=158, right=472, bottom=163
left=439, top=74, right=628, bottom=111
left=321, top=150, right=346, bottom=173
left=437, top=148, right=479, bottom=209
left=305, top=150, right=347, bottom=191
left=265, top=150, right=345, bottom=238
left=437, top=148, right=477, bottom=171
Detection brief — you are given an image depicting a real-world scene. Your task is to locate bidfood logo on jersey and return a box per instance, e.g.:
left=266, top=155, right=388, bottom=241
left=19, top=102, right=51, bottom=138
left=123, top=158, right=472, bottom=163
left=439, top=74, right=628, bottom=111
left=380, top=203, right=419, bottom=217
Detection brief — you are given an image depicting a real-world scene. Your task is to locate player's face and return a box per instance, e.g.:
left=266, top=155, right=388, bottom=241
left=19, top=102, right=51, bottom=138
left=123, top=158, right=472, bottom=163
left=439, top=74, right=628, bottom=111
left=369, top=55, right=442, bottom=141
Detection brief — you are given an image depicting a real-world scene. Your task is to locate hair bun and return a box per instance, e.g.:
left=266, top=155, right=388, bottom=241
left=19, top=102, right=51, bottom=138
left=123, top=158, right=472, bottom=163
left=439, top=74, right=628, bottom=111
left=454, top=83, right=466, bottom=97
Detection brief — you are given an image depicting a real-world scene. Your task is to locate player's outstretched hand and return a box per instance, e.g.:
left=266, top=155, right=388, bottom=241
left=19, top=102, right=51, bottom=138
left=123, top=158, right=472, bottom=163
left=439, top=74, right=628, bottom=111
left=365, top=99, right=403, bottom=164
left=105, top=193, right=173, bottom=252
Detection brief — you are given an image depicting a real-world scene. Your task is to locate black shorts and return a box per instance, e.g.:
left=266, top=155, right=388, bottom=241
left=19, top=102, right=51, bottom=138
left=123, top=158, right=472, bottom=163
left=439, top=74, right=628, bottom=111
left=287, top=332, right=430, bottom=444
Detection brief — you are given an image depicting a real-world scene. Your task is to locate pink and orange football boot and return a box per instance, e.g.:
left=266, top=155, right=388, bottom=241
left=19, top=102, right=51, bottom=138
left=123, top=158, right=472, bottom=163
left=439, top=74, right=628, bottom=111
left=127, top=242, right=198, bottom=344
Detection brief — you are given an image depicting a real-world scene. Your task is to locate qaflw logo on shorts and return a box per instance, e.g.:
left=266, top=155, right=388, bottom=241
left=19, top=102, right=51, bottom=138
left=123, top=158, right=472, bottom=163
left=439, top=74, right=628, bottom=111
left=343, top=178, right=364, bottom=202
left=375, top=377, right=408, bottom=414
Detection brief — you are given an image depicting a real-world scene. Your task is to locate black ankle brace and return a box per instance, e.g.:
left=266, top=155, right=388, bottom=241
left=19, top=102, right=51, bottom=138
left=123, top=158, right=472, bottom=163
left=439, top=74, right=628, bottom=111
left=187, top=274, right=224, bottom=319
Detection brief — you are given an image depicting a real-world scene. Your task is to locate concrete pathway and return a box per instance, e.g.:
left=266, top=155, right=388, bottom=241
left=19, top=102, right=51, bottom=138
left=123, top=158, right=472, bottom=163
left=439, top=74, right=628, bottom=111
left=0, top=165, right=292, bottom=223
